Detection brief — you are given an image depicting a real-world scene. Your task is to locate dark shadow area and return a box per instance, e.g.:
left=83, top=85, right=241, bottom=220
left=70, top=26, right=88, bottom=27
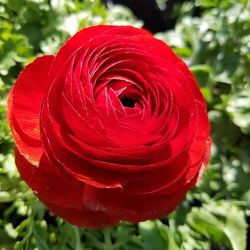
left=104, top=0, right=189, bottom=33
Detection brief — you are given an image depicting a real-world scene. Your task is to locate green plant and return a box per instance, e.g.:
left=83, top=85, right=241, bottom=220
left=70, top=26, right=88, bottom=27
left=0, top=0, right=249, bottom=249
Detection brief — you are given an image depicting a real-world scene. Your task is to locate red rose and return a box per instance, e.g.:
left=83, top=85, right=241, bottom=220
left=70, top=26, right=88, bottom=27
left=7, top=25, right=211, bottom=228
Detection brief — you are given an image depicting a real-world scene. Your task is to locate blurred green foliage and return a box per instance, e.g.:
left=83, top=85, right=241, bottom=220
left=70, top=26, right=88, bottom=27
left=0, top=0, right=249, bottom=249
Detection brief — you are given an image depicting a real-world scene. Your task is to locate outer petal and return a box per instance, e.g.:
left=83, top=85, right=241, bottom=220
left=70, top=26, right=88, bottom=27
left=15, top=149, right=119, bottom=228
left=15, top=149, right=84, bottom=209
left=83, top=184, right=187, bottom=223
left=8, top=55, right=54, bottom=165
left=46, top=203, right=120, bottom=229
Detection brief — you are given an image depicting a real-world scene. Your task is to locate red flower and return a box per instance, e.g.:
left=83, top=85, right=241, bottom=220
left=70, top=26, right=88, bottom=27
left=7, top=25, right=211, bottom=228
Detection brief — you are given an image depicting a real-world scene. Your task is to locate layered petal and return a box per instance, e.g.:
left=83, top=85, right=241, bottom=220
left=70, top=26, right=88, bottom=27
left=8, top=25, right=211, bottom=228
left=8, top=55, right=54, bottom=165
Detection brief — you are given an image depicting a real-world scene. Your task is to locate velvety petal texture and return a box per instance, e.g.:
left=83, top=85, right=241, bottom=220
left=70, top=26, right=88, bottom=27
left=7, top=25, right=211, bottom=228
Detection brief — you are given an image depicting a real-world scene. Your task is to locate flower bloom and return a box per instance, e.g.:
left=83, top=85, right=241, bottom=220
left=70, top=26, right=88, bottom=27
left=7, top=25, right=211, bottom=228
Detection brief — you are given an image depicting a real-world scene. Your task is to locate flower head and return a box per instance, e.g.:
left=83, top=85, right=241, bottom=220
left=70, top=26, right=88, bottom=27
left=8, top=25, right=211, bottom=228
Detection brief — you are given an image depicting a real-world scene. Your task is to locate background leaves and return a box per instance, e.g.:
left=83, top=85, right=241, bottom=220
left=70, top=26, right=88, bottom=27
left=0, top=0, right=249, bottom=249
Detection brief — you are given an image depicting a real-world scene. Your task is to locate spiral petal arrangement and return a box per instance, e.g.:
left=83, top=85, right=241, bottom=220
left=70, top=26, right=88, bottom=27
left=8, top=25, right=211, bottom=228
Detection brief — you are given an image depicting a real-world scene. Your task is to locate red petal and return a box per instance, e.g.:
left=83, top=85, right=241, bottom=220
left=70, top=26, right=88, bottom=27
left=15, top=149, right=119, bottom=228
left=15, top=149, right=84, bottom=209
left=46, top=203, right=120, bottom=229
left=49, top=25, right=152, bottom=81
left=83, top=184, right=186, bottom=223
left=8, top=55, right=54, bottom=165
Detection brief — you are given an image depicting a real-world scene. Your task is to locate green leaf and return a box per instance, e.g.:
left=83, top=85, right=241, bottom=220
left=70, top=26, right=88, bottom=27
left=0, top=191, right=13, bottom=203
left=209, top=110, right=241, bottom=149
left=225, top=206, right=247, bottom=250
left=190, top=64, right=212, bottom=87
left=139, top=221, right=167, bottom=250
left=188, top=201, right=247, bottom=250
left=139, top=220, right=181, bottom=250
left=227, top=86, right=250, bottom=134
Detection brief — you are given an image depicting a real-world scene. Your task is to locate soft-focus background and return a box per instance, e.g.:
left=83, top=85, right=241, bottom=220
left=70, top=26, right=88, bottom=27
left=0, top=0, right=249, bottom=249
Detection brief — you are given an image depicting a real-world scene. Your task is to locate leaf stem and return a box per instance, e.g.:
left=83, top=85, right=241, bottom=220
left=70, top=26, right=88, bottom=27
left=103, top=228, right=113, bottom=250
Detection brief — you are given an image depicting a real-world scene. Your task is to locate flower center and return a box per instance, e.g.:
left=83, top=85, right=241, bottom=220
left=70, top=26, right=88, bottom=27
left=120, top=97, right=136, bottom=108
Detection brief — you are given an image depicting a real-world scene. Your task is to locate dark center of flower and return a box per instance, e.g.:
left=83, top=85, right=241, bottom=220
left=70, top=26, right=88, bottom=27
left=120, top=97, right=136, bottom=108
